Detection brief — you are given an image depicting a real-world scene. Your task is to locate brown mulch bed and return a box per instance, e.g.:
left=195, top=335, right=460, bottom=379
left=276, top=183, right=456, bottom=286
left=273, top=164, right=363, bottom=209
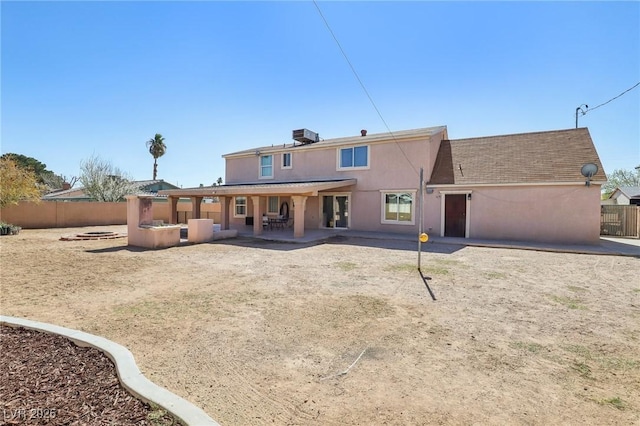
left=0, top=325, right=182, bottom=425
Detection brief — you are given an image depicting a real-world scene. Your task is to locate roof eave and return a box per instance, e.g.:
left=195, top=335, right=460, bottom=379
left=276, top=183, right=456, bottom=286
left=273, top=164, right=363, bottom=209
left=158, top=179, right=357, bottom=197
left=427, top=180, right=607, bottom=188
left=222, top=126, right=447, bottom=158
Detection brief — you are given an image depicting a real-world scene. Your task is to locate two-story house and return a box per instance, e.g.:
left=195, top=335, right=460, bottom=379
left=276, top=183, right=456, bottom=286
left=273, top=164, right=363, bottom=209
left=160, top=126, right=606, bottom=244
left=222, top=126, right=446, bottom=237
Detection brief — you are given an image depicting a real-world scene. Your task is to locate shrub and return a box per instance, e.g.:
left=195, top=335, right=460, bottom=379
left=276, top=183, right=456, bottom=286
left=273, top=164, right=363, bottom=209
left=0, top=221, right=21, bottom=236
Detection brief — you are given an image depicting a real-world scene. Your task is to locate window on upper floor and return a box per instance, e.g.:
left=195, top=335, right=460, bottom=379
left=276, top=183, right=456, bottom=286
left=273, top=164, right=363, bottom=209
left=338, top=145, right=369, bottom=170
left=381, top=191, right=414, bottom=224
left=260, top=155, right=273, bottom=178
left=281, top=152, right=292, bottom=169
left=234, top=196, right=247, bottom=217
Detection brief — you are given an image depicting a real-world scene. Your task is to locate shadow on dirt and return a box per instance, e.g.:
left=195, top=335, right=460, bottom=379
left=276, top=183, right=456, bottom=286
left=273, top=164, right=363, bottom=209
left=201, top=235, right=465, bottom=254
left=85, top=235, right=465, bottom=254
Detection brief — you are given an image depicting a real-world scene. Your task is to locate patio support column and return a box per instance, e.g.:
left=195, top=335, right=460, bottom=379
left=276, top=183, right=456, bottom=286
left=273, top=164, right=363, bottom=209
left=291, top=195, right=307, bottom=238
left=191, top=196, right=203, bottom=219
left=251, top=196, right=263, bottom=235
left=168, top=196, right=179, bottom=224
left=218, top=196, right=229, bottom=230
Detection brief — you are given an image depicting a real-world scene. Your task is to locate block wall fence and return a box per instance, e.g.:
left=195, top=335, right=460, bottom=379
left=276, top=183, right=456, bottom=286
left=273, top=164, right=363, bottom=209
left=0, top=200, right=221, bottom=229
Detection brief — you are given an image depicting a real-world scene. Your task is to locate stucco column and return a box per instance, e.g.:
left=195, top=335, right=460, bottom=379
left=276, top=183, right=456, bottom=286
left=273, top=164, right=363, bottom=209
left=251, top=196, right=263, bottom=235
left=168, top=196, right=179, bottom=224
left=291, top=195, right=307, bottom=238
left=218, top=196, right=229, bottom=230
left=191, top=196, right=203, bottom=219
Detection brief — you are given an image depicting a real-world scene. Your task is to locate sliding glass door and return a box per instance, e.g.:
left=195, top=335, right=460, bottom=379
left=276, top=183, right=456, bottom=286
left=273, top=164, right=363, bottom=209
left=322, top=194, right=349, bottom=229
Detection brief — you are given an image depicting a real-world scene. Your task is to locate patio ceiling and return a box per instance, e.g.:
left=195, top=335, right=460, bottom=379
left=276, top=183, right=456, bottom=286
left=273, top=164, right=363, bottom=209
left=158, top=179, right=357, bottom=198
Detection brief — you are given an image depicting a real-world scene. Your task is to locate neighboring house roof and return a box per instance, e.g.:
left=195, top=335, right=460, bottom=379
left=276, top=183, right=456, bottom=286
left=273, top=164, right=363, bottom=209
left=428, top=128, right=607, bottom=185
left=132, top=179, right=178, bottom=188
left=43, top=179, right=179, bottom=200
left=223, top=126, right=448, bottom=158
left=43, top=187, right=86, bottom=199
left=608, top=186, right=640, bottom=200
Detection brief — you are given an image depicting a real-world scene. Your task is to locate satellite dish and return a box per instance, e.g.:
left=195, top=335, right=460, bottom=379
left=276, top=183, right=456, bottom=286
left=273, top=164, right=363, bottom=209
left=581, top=163, right=598, bottom=186
left=581, top=163, right=598, bottom=177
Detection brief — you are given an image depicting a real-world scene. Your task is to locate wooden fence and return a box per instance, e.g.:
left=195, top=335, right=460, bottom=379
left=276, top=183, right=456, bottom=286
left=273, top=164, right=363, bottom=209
left=600, top=205, right=640, bottom=238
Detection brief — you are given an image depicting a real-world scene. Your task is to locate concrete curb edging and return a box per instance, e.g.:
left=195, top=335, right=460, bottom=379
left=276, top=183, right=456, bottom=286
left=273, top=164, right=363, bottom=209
left=0, top=315, right=219, bottom=426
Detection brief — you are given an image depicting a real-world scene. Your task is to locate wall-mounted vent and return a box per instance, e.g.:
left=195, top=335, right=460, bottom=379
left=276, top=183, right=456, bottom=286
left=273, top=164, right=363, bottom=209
left=292, top=129, right=319, bottom=144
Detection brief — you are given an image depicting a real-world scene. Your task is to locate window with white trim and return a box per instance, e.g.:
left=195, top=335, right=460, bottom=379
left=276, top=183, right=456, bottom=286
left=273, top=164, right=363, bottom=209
left=382, top=192, right=414, bottom=224
left=281, top=152, right=292, bottom=169
left=260, top=155, right=273, bottom=178
left=267, top=196, right=279, bottom=214
left=338, top=145, right=368, bottom=169
left=234, top=196, right=247, bottom=217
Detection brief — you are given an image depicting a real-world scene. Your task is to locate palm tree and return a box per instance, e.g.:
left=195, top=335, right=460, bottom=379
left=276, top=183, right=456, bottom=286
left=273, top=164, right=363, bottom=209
left=146, top=133, right=166, bottom=180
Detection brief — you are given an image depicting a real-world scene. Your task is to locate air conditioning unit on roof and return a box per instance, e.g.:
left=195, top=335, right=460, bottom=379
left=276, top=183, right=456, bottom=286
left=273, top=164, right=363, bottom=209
left=292, top=129, right=319, bottom=144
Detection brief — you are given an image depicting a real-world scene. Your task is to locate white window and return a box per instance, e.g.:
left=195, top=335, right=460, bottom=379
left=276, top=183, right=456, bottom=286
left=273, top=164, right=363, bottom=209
left=281, top=152, right=292, bottom=169
left=338, top=145, right=369, bottom=170
left=382, top=192, right=414, bottom=224
left=234, top=196, right=247, bottom=217
left=267, top=196, right=279, bottom=214
left=260, top=155, right=273, bottom=178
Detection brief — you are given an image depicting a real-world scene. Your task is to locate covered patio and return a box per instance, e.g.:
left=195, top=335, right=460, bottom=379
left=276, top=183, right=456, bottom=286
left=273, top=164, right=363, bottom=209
left=158, top=179, right=356, bottom=239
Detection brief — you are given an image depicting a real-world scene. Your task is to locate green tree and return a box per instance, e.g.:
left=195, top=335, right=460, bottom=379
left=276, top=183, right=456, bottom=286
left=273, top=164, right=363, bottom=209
left=0, top=153, right=76, bottom=191
left=79, top=155, right=138, bottom=202
left=146, top=133, right=167, bottom=180
left=602, top=165, right=640, bottom=197
left=0, top=156, right=43, bottom=207
left=0, top=153, right=49, bottom=177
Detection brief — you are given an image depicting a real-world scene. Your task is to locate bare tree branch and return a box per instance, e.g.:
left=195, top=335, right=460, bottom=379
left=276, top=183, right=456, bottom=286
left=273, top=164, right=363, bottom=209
left=79, top=155, right=138, bottom=202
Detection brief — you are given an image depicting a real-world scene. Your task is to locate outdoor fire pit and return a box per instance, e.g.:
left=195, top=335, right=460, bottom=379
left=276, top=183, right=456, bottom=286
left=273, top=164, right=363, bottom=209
left=60, top=231, right=126, bottom=241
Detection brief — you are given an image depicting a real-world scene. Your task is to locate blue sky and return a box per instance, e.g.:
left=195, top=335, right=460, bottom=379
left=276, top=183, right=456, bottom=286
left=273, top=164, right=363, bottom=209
left=2, top=1, right=639, bottom=188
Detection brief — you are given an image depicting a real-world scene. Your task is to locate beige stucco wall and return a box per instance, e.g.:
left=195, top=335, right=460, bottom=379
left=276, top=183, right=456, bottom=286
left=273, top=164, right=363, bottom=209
left=225, top=133, right=444, bottom=191
left=126, top=196, right=181, bottom=249
left=0, top=201, right=128, bottom=228
left=224, top=132, right=445, bottom=233
left=425, top=185, right=602, bottom=244
left=0, top=200, right=221, bottom=229
left=222, top=131, right=601, bottom=244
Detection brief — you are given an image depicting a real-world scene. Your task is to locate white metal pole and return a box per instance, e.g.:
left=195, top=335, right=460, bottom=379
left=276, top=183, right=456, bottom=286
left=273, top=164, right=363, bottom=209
left=418, top=167, right=423, bottom=270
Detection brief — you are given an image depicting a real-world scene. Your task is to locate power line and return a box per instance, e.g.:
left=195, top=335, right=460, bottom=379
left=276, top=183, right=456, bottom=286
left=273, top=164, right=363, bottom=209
left=584, top=81, right=640, bottom=115
left=312, top=1, right=421, bottom=178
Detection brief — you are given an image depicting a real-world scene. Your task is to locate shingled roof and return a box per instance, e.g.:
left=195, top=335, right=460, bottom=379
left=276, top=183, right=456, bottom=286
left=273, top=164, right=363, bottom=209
left=428, top=128, right=607, bottom=185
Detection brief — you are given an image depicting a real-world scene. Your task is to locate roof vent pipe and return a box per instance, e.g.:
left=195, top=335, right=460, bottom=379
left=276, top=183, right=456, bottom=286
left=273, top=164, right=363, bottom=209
left=361, top=129, right=367, bottom=136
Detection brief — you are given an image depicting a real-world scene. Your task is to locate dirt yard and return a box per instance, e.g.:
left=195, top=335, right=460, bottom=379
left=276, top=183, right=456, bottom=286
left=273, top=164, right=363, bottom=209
left=1, top=226, right=639, bottom=425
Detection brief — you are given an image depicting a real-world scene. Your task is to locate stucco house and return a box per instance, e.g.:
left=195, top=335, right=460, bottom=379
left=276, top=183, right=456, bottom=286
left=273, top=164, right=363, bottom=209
left=605, top=186, right=640, bottom=206
left=426, top=128, right=606, bottom=243
left=159, top=126, right=606, bottom=244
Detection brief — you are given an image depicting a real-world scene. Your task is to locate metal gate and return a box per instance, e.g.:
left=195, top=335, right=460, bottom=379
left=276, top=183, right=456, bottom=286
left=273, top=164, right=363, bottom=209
left=600, top=205, right=640, bottom=238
